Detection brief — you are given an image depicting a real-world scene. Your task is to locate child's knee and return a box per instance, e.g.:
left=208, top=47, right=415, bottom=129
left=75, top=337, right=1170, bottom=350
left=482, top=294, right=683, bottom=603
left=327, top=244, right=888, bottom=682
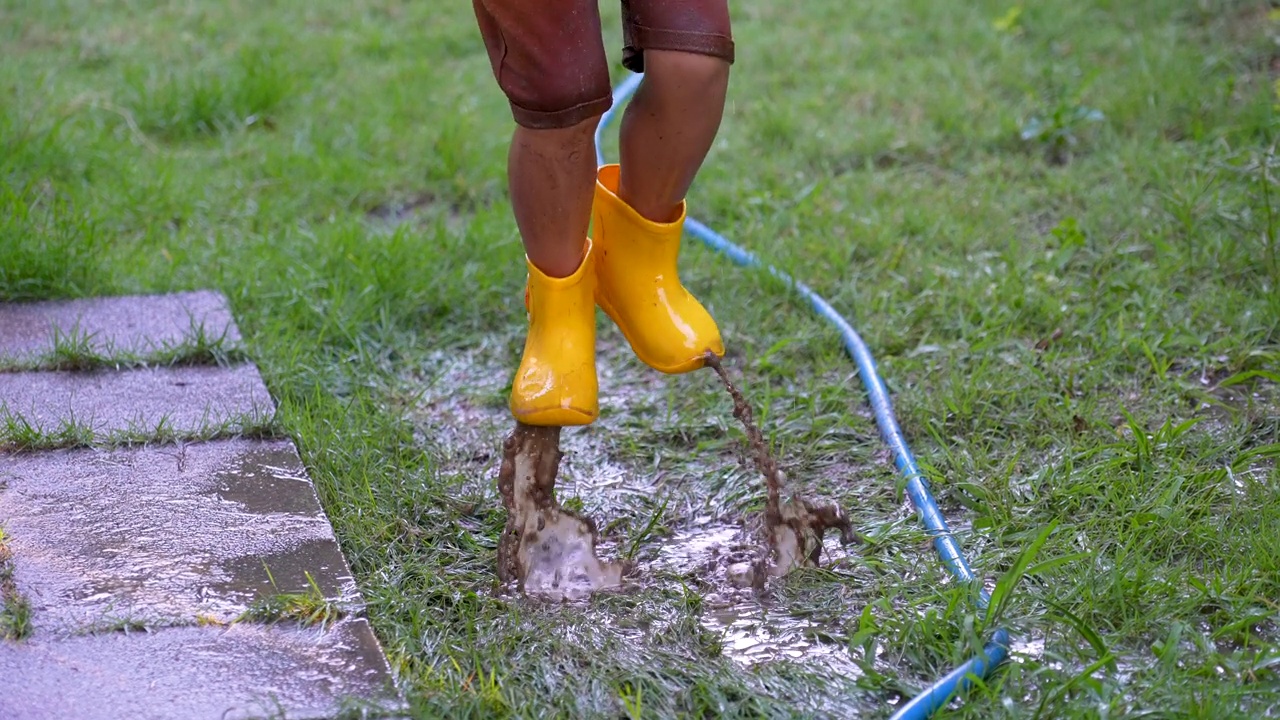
left=648, top=50, right=731, bottom=93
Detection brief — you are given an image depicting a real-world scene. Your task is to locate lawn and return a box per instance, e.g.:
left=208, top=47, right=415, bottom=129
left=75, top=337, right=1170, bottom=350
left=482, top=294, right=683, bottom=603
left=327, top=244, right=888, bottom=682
left=2, top=0, right=1279, bottom=717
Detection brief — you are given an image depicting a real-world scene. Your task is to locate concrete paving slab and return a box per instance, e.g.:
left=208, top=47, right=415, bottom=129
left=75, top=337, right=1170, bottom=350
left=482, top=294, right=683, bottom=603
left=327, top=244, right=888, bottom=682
left=0, top=618, right=399, bottom=720
left=0, top=439, right=358, bottom=635
left=0, top=291, right=241, bottom=363
left=0, top=364, right=274, bottom=438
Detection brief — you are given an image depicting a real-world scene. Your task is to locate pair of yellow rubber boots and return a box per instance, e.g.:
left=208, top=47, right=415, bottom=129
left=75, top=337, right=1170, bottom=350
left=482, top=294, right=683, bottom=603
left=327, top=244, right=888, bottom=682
left=511, top=164, right=724, bottom=426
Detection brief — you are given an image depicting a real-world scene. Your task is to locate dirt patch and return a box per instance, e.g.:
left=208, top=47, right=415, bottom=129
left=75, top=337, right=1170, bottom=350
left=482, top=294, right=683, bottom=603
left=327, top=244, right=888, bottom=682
left=364, top=190, right=498, bottom=234
left=365, top=193, right=442, bottom=225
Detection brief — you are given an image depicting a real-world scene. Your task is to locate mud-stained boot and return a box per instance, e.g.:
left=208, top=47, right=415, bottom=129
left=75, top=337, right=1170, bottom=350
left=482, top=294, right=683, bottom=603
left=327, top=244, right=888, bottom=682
left=592, top=164, right=724, bottom=374
left=510, top=241, right=598, bottom=426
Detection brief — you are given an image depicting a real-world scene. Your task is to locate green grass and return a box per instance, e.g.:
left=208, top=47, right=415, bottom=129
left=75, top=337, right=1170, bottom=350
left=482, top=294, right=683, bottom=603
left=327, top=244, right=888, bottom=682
left=0, top=527, right=32, bottom=641
left=0, top=320, right=246, bottom=372
left=0, top=409, right=281, bottom=452
left=2, top=0, right=1279, bottom=717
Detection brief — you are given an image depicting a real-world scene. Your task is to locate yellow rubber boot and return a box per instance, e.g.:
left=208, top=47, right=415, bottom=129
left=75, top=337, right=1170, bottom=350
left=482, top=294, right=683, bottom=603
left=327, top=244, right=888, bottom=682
left=509, top=241, right=598, bottom=426
left=592, top=164, right=724, bottom=374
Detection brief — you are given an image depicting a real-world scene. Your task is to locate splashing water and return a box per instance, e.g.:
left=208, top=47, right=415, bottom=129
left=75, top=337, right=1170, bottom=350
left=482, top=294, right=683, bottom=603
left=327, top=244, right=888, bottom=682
left=703, top=353, right=860, bottom=586
left=496, top=423, right=626, bottom=602
left=494, top=355, right=858, bottom=601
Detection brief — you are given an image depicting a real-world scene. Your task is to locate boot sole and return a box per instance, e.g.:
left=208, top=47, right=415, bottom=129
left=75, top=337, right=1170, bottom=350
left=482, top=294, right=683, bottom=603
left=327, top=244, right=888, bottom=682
left=513, top=405, right=597, bottom=426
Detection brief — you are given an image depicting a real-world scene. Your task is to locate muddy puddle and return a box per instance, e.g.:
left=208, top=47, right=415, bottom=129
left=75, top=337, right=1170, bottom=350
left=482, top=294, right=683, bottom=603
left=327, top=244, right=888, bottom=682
left=703, top=353, right=860, bottom=583
left=702, top=603, right=865, bottom=677
left=650, top=520, right=866, bottom=673
left=405, top=337, right=876, bottom=673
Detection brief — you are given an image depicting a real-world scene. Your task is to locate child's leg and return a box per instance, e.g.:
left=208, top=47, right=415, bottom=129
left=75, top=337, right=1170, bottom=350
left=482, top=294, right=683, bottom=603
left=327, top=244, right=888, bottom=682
left=509, top=118, right=600, bottom=278
left=472, top=0, right=614, bottom=425
left=589, top=0, right=733, bottom=375
left=618, top=50, right=730, bottom=223
left=617, top=1, right=733, bottom=222
left=472, top=0, right=612, bottom=277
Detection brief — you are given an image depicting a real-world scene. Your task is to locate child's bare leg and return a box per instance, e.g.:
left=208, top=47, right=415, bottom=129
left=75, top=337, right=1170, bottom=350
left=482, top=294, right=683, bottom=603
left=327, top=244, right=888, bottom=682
left=617, top=50, right=730, bottom=223
left=509, top=116, right=601, bottom=277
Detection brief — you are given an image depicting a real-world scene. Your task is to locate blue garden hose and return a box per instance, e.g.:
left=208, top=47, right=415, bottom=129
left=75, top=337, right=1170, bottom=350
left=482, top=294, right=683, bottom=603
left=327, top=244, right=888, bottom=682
left=596, top=72, right=1010, bottom=719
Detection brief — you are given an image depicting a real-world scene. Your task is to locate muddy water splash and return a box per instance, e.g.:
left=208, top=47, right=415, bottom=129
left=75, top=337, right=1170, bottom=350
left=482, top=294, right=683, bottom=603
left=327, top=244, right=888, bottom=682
left=704, top=353, right=859, bottom=586
left=496, top=423, right=626, bottom=602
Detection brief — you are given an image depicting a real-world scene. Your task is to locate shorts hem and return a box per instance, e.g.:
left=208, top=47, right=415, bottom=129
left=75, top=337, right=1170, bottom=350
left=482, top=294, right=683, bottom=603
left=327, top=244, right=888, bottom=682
left=623, top=24, right=735, bottom=73
left=510, top=93, right=614, bottom=130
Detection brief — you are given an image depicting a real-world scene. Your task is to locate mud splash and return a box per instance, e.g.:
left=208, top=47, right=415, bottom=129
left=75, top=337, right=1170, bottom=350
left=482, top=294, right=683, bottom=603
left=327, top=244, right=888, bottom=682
left=704, top=353, right=860, bottom=585
left=496, top=423, right=626, bottom=602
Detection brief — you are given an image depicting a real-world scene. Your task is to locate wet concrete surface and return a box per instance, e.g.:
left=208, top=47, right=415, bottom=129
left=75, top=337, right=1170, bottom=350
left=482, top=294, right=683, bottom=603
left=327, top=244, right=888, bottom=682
left=0, top=290, right=402, bottom=717
left=0, top=291, right=241, bottom=364
left=0, top=364, right=275, bottom=438
left=0, top=617, right=398, bottom=720
left=0, top=439, right=359, bottom=634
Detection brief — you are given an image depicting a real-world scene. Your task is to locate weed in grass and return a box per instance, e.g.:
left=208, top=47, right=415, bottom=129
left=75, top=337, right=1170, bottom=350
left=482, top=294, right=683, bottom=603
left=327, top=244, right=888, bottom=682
left=236, top=569, right=344, bottom=630
left=77, top=616, right=154, bottom=636
left=0, top=324, right=247, bottom=373
left=1018, top=67, right=1106, bottom=165
left=0, top=410, right=96, bottom=452
left=115, top=411, right=283, bottom=448
left=148, top=319, right=246, bottom=368
left=44, top=324, right=111, bottom=371
left=0, top=594, right=31, bottom=642
left=0, top=527, right=32, bottom=641
left=0, top=408, right=280, bottom=452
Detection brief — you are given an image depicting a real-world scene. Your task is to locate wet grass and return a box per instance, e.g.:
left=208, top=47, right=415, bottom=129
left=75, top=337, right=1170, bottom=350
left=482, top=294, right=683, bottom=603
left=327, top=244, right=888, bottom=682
left=0, top=409, right=282, bottom=453
left=2, top=0, right=1279, bottom=717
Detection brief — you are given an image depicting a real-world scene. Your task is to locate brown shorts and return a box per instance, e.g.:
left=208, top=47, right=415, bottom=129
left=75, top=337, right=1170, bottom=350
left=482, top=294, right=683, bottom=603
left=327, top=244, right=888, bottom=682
left=472, top=0, right=734, bottom=129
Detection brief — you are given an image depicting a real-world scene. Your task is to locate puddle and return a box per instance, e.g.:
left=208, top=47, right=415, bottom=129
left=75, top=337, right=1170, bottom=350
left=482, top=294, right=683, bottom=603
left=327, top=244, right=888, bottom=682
left=652, top=522, right=864, bottom=674
left=213, top=447, right=323, bottom=517
left=652, top=523, right=751, bottom=576
left=0, top=617, right=399, bottom=719
left=704, top=353, right=860, bottom=584
left=1010, top=635, right=1045, bottom=663
left=702, top=603, right=864, bottom=678
left=407, top=340, right=699, bottom=519
left=407, top=336, right=874, bottom=677
left=209, top=538, right=356, bottom=608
